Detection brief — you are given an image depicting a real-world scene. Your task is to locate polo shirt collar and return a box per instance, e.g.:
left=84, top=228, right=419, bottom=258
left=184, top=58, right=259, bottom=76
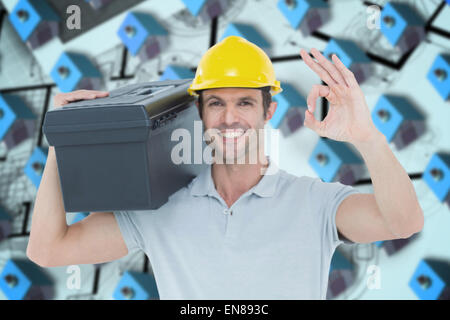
left=190, top=157, right=281, bottom=198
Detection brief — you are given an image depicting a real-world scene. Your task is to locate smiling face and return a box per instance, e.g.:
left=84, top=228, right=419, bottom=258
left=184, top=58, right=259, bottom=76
left=197, top=87, right=277, bottom=164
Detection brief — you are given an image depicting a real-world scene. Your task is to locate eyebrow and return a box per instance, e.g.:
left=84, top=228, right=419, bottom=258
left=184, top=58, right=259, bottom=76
left=204, top=95, right=224, bottom=103
left=238, top=96, right=257, bottom=103
left=204, top=95, right=258, bottom=103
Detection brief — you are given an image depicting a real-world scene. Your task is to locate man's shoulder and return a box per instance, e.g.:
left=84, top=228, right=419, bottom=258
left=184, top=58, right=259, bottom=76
left=268, top=168, right=319, bottom=199
left=278, top=170, right=351, bottom=195
left=276, top=168, right=315, bottom=187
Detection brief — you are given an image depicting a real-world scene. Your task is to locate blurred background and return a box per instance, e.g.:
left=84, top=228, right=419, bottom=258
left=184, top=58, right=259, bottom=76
left=0, top=0, right=449, bottom=300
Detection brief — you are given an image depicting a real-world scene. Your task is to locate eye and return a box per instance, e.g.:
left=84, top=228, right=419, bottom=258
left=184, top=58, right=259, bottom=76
left=239, top=101, right=252, bottom=106
left=208, top=101, right=222, bottom=106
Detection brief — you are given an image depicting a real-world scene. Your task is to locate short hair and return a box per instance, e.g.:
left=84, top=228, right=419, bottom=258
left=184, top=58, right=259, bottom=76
left=196, top=86, right=272, bottom=119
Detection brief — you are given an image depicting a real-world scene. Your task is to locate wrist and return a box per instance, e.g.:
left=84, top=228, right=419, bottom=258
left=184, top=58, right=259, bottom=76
left=353, top=130, right=387, bottom=152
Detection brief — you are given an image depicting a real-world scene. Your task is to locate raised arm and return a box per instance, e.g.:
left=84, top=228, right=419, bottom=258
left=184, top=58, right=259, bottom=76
left=27, top=90, right=130, bottom=267
left=299, top=48, right=423, bottom=243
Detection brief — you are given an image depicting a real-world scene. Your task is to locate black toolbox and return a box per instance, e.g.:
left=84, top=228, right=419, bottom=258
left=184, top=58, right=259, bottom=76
left=42, top=79, right=206, bottom=212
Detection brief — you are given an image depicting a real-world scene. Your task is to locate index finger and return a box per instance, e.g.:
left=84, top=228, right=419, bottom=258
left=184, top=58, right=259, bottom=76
left=55, top=90, right=109, bottom=107
left=310, top=48, right=347, bottom=86
left=74, top=90, right=109, bottom=98
left=300, top=49, right=337, bottom=87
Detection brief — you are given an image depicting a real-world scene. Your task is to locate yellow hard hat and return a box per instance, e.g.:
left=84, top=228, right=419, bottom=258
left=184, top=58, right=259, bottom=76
left=188, top=36, right=282, bottom=96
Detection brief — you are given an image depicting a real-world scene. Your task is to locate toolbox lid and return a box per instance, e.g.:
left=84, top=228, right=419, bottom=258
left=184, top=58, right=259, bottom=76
left=44, top=80, right=192, bottom=131
left=43, top=104, right=151, bottom=133
left=42, top=79, right=194, bottom=145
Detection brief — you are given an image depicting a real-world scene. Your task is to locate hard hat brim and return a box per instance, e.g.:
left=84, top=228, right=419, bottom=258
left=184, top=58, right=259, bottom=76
left=188, top=78, right=282, bottom=96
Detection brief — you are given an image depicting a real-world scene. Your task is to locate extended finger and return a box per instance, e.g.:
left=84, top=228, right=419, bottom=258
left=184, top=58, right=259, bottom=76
left=300, top=49, right=337, bottom=87
left=331, top=54, right=358, bottom=87
left=310, top=48, right=348, bottom=87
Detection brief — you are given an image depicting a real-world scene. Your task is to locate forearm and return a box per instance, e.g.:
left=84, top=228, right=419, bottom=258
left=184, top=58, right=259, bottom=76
left=27, top=146, right=69, bottom=262
left=353, top=131, right=424, bottom=237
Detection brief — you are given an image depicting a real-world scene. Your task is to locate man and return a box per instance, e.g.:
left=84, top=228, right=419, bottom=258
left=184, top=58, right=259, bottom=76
left=27, top=36, right=424, bottom=299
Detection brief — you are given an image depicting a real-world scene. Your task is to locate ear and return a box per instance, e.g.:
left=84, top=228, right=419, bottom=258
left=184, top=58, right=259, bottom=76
left=264, top=101, right=277, bottom=124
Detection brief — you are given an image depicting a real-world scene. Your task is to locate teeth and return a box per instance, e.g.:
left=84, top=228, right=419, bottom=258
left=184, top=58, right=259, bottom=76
left=220, top=130, right=245, bottom=138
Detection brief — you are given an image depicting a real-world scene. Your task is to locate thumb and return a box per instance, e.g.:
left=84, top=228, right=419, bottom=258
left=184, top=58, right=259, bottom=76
left=304, top=109, right=324, bottom=135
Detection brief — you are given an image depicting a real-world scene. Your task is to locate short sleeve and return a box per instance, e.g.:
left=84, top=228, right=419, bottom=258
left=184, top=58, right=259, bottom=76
left=113, top=210, right=146, bottom=253
left=311, top=178, right=361, bottom=249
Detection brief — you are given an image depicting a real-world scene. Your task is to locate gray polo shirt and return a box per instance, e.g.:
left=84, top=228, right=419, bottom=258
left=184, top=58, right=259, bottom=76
left=113, top=160, right=360, bottom=299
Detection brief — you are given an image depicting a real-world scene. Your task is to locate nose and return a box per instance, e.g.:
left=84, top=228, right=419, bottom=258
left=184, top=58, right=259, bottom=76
left=223, top=104, right=240, bottom=126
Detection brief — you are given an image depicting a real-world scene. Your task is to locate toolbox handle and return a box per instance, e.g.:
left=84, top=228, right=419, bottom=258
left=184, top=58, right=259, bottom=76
left=109, top=79, right=192, bottom=98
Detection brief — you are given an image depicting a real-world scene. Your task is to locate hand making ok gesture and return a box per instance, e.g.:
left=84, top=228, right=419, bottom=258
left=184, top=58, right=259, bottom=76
left=300, top=48, right=380, bottom=146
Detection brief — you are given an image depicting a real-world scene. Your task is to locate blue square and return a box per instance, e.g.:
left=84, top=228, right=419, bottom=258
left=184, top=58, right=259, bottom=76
left=323, top=39, right=370, bottom=68
left=50, top=52, right=101, bottom=93
left=372, top=95, right=423, bottom=143
left=0, top=94, right=17, bottom=140
left=372, top=95, right=404, bottom=142
left=380, top=2, right=424, bottom=46
left=427, top=54, right=450, bottom=100
left=0, top=260, right=33, bottom=300
left=409, top=260, right=447, bottom=300
left=117, top=13, right=150, bottom=56
left=308, top=138, right=362, bottom=182
left=220, top=23, right=270, bottom=49
left=117, top=12, right=167, bottom=56
left=9, top=0, right=59, bottom=41
left=0, top=259, right=51, bottom=300
left=277, top=0, right=327, bottom=30
left=23, top=146, right=48, bottom=188
left=50, top=52, right=83, bottom=93
left=113, top=271, right=159, bottom=300
left=270, top=83, right=306, bottom=129
left=182, top=0, right=207, bottom=16
left=309, top=139, right=343, bottom=183
left=0, top=94, right=36, bottom=140
left=9, top=0, right=40, bottom=41
left=160, top=65, right=195, bottom=81
left=423, top=153, right=450, bottom=202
